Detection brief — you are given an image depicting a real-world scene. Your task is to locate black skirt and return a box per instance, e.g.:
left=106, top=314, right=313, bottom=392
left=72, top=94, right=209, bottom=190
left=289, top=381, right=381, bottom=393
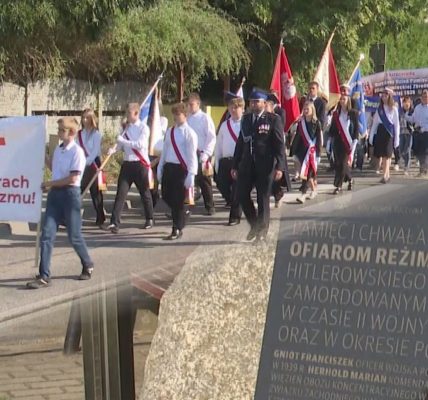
left=412, top=131, right=428, bottom=156
left=374, top=124, right=393, bottom=158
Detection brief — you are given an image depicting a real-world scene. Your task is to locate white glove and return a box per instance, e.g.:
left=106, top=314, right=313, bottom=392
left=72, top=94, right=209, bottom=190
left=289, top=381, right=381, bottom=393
left=184, top=173, right=195, bottom=189
left=117, top=135, right=126, bottom=144
left=200, top=152, right=209, bottom=163
left=107, top=147, right=116, bottom=156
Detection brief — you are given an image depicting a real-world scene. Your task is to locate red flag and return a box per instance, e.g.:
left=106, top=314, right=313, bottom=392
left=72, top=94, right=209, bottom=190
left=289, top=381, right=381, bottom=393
left=313, top=32, right=340, bottom=109
left=270, top=43, right=300, bottom=132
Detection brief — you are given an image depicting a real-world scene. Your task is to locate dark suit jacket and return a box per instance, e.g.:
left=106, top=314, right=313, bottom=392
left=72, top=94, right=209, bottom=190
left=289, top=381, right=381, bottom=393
left=274, top=106, right=286, bottom=130
left=233, top=111, right=285, bottom=173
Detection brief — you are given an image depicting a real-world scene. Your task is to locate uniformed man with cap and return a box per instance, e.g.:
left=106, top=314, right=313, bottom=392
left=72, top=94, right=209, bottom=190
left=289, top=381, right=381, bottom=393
left=231, top=89, right=285, bottom=242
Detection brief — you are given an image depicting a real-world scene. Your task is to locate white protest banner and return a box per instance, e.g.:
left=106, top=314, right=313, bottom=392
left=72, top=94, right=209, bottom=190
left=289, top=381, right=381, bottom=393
left=0, top=116, right=46, bottom=223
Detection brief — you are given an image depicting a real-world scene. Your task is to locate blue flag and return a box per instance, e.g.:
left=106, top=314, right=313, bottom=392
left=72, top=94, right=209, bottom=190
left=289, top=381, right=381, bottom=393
left=139, top=92, right=154, bottom=124
left=349, top=67, right=367, bottom=135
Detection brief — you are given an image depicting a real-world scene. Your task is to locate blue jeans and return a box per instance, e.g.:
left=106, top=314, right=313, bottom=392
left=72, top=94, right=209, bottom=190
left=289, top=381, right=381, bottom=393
left=39, top=186, right=93, bottom=279
left=399, top=134, right=412, bottom=169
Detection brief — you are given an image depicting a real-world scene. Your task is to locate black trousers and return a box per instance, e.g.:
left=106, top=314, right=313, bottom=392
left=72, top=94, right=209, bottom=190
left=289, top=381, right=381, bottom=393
left=217, top=158, right=242, bottom=222
left=195, top=162, right=215, bottom=210
left=333, top=153, right=352, bottom=189
left=110, top=161, right=154, bottom=227
left=237, top=164, right=274, bottom=234
left=161, top=163, right=187, bottom=230
left=80, top=165, right=106, bottom=225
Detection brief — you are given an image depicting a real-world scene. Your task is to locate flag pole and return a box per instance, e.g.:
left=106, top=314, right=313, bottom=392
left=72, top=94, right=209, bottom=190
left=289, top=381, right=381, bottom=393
left=313, top=28, right=337, bottom=80
left=347, top=53, right=365, bottom=85
left=81, top=73, right=165, bottom=200
left=81, top=154, right=113, bottom=200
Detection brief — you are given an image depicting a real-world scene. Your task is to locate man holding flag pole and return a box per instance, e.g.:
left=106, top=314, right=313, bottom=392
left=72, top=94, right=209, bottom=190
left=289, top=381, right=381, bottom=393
left=105, top=75, right=163, bottom=233
left=270, top=38, right=299, bottom=205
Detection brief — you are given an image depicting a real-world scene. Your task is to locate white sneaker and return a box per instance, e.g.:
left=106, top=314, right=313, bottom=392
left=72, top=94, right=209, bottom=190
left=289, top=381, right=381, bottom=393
left=394, top=164, right=399, bottom=171
left=308, top=191, right=317, bottom=200
left=376, top=170, right=381, bottom=174
left=296, top=194, right=306, bottom=204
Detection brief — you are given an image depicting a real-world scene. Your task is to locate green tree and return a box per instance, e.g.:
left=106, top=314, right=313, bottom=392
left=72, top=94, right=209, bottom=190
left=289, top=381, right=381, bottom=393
left=207, top=0, right=428, bottom=92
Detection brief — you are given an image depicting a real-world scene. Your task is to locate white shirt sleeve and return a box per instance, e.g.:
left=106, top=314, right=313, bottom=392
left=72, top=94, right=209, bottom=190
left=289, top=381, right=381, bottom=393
left=122, top=123, right=148, bottom=151
left=157, top=129, right=169, bottom=179
left=86, top=131, right=102, bottom=166
left=186, top=127, right=198, bottom=176
left=70, top=148, right=86, bottom=175
left=215, top=125, right=224, bottom=171
left=393, top=107, right=400, bottom=148
left=369, top=112, right=380, bottom=145
left=203, top=114, right=216, bottom=156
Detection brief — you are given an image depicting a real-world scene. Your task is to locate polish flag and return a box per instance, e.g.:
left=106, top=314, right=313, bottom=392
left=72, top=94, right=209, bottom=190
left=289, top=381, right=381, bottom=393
left=270, top=42, right=300, bottom=132
left=313, top=32, right=340, bottom=109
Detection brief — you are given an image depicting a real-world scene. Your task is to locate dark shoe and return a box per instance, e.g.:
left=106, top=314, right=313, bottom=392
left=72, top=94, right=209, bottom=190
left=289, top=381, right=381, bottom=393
left=164, top=229, right=183, bottom=240
left=78, top=268, right=93, bottom=280
left=107, top=224, right=119, bottom=234
left=228, top=219, right=240, bottom=226
left=143, top=219, right=154, bottom=229
left=225, top=202, right=232, bottom=208
left=206, top=208, right=216, bottom=216
left=246, top=228, right=258, bottom=242
left=26, top=277, right=51, bottom=289
left=333, top=187, right=342, bottom=195
left=347, top=179, right=355, bottom=191
left=165, top=213, right=172, bottom=219
left=380, top=177, right=390, bottom=184
left=274, top=200, right=280, bottom=208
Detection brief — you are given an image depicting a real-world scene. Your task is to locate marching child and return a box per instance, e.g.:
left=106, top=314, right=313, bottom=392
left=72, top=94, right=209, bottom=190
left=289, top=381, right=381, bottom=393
left=26, top=117, right=94, bottom=289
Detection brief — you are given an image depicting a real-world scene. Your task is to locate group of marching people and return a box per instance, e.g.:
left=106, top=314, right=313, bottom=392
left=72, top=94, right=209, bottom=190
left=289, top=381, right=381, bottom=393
left=25, top=81, right=428, bottom=288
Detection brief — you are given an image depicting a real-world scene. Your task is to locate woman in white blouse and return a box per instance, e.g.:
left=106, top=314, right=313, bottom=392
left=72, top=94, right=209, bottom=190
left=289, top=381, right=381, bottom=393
left=369, top=88, right=400, bottom=183
left=77, top=108, right=106, bottom=226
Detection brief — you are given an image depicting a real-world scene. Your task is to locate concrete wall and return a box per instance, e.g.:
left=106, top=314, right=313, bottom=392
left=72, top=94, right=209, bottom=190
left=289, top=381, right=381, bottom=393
left=0, top=80, right=226, bottom=139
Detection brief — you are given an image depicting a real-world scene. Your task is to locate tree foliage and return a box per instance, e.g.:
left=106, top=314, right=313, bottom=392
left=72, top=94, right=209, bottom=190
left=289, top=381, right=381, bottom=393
left=0, top=0, right=251, bottom=95
left=208, top=0, right=428, bottom=92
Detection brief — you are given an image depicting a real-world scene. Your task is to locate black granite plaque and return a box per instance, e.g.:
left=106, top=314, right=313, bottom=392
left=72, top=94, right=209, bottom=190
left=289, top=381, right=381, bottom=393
left=255, top=186, right=428, bottom=400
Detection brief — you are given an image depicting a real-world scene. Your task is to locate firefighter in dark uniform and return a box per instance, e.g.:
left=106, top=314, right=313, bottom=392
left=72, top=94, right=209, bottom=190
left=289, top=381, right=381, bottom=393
left=231, top=89, right=285, bottom=242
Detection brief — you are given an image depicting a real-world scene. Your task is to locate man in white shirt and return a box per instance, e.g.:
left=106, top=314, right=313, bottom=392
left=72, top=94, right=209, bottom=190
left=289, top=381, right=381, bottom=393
left=26, top=117, right=94, bottom=289
left=187, top=93, right=216, bottom=215
left=215, top=94, right=244, bottom=225
left=107, top=103, right=154, bottom=233
left=406, top=89, right=428, bottom=175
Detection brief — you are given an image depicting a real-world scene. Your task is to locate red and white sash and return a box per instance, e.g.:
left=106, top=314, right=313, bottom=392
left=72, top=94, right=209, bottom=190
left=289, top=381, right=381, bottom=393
left=333, top=111, right=358, bottom=165
left=298, top=120, right=317, bottom=180
left=78, top=130, right=97, bottom=170
left=123, top=130, right=154, bottom=188
left=226, top=119, right=238, bottom=143
left=78, top=130, right=107, bottom=190
left=170, top=127, right=194, bottom=204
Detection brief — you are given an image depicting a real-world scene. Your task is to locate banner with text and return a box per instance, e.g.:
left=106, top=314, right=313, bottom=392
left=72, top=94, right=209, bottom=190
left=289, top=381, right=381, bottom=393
left=0, top=116, right=46, bottom=223
left=362, top=68, right=428, bottom=98
left=255, top=185, right=428, bottom=400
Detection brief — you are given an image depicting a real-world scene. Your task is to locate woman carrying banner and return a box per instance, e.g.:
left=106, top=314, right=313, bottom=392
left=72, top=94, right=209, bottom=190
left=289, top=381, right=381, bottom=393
left=292, top=101, right=322, bottom=204
left=329, top=94, right=359, bottom=194
left=369, top=88, right=400, bottom=183
left=77, top=108, right=106, bottom=228
left=157, top=103, right=198, bottom=240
